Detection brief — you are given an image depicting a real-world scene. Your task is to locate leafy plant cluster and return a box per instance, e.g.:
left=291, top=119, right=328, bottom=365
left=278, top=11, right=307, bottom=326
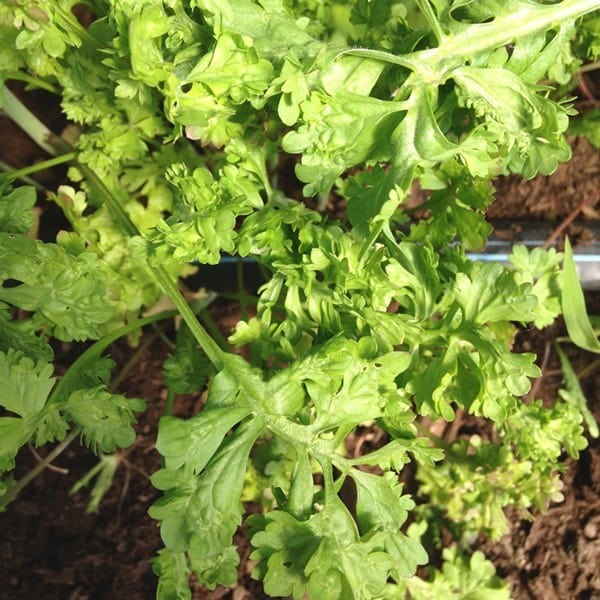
left=1, top=1, right=600, bottom=598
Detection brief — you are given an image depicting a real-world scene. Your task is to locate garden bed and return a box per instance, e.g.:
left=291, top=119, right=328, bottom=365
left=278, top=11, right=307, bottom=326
left=1, top=4, right=600, bottom=599
left=1, top=97, right=599, bottom=599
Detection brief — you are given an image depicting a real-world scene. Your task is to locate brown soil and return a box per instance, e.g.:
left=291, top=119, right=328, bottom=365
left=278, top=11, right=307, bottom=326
left=488, top=136, right=600, bottom=221
left=479, top=322, right=600, bottom=600
left=1, top=84, right=600, bottom=600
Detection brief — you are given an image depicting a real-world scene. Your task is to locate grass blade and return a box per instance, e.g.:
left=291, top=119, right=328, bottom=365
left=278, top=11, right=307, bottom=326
left=561, top=237, right=600, bottom=353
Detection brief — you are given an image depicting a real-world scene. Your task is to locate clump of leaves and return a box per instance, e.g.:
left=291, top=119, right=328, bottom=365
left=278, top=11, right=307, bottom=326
left=1, top=1, right=600, bottom=599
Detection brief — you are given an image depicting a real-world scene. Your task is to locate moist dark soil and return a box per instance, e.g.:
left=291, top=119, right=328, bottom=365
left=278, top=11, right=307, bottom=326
left=1, top=81, right=600, bottom=599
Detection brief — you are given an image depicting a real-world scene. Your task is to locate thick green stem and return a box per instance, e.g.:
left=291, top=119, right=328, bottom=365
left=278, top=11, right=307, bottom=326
left=344, top=0, right=600, bottom=84
left=415, top=0, right=600, bottom=77
left=149, top=266, right=225, bottom=369
left=164, top=389, right=176, bottom=417
left=1, top=87, right=61, bottom=156
left=76, top=162, right=225, bottom=369
left=198, top=309, right=231, bottom=352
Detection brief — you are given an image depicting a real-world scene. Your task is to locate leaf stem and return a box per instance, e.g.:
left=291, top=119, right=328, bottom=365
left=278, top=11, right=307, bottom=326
left=412, top=0, right=600, bottom=79
left=414, top=0, right=445, bottom=43
left=150, top=267, right=226, bottom=369
left=1, top=87, right=61, bottom=156
left=237, top=257, right=249, bottom=321
left=109, top=332, right=159, bottom=393
left=577, top=357, right=600, bottom=380
left=6, top=72, right=59, bottom=95
left=52, top=4, right=101, bottom=50
left=0, top=428, right=81, bottom=510
left=414, top=421, right=452, bottom=452
left=2, top=88, right=226, bottom=370
left=76, top=162, right=226, bottom=369
left=0, top=161, right=46, bottom=190
left=4, top=152, right=78, bottom=181
left=198, top=308, right=231, bottom=352
left=50, top=310, right=177, bottom=405
left=578, top=60, right=600, bottom=75
left=164, top=389, right=175, bottom=417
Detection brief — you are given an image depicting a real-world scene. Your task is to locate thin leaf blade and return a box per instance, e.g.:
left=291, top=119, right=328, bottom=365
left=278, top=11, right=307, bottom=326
left=561, top=237, right=600, bottom=353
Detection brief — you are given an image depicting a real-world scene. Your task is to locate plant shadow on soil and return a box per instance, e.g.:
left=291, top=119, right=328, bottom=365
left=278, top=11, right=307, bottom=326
left=1, top=90, right=600, bottom=599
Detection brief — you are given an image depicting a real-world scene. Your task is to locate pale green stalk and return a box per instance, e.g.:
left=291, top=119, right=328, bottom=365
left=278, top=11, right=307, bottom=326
left=1, top=87, right=60, bottom=156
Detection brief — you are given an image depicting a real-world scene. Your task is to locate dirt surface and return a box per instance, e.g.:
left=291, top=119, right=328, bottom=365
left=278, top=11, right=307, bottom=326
left=1, top=82, right=600, bottom=600
left=479, top=320, right=600, bottom=600
left=488, top=136, right=600, bottom=222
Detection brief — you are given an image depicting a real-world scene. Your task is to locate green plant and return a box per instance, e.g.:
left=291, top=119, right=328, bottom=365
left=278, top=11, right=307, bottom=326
left=1, top=1, right=600, bottom=598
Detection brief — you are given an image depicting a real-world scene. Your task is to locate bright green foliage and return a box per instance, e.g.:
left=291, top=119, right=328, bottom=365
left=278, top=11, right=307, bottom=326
left=249, top=493, right=424, bottom=599
left=0, top=347, right=144, bottom=489
left=0, top=0, right=83, bottom=82
left=415, top=437, right=565, bottom=540
left=0, top=185, right=36, bottom=233
left=510, top=246, right=563, bottom=328
left=163, top=322, right=213, bottom=396
left=387, top=545, right=510, bottom=599
left=2, top=0, right=600, bottom=597
left=0, top=232, right=114, bottom=340
left=65, top=388, right=146, bottom=453
left=151, top=548, right=192, bottom=600
left=570, top=108, right=600, bottom=148
left=556, top=345, right=599, bottom=439
left=0, top=349, right=58, bottom=473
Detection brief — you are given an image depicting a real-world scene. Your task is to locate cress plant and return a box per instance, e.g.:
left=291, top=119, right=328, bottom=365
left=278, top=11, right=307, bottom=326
left=1, top=1, right=600, bottom=598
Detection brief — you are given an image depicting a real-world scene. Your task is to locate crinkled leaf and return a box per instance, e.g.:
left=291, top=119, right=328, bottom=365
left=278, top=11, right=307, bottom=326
left=250, top=497, right=397, bottom=599
left=452, top=262, right=537, bottom=324
left=0, top=417, right=33, bottom=474
left=351, top=470, right=428, bottom=578
left=65, top=387, right=145, bottom=453
left=510, top=245, right=563, bottom=328
left=150, top=420, right=263, bottom=588
left=0, top=312, right=53, bottom=362
left=569, top=108, right=600, bottom=149
left=0, top=349, right=54, bottom=419
left=156, top=405, right=251, bottom=473
left=0, top=234, right=114, bottom=341
left=385, top=242, right=442, bottom=318
left=163, top=323, right=213, bottom=396
left=0, top=185, right=36, bottom=233
left=501, top=398, right=588, bottom=462
left=400, top=546, right=510, bottom=600
left=0, top=349, right=68, bottom=472
left=350, top=438, right=444, bottom=470
left=151, top=549, right=192, bottom=600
